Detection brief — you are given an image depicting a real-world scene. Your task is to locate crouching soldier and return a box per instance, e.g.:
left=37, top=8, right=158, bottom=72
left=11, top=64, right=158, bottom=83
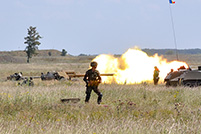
left=83, top=61, right=102, bottom=104
left=20, top=77, right=34, bottom=86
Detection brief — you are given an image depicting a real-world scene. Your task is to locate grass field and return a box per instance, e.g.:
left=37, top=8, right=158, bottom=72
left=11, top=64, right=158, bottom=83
left=0, top=54, right=201, bottom=134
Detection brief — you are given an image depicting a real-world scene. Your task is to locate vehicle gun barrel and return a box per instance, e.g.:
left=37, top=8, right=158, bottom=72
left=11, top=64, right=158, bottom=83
left=100, top=73, right=114, bottom=76
left=66, top=72, right=114, bottom=80
left=31, top=76, right=41, bottom=79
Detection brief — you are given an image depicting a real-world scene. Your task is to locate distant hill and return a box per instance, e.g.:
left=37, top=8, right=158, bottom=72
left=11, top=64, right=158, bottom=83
left=0, top=49, right=62, bottom=57
left=1, top=48, right=201, bottom=57
left=0, top=49, right=63, bottom=63
left=142, top=48, right=201, bottom=56
left=0, top=48, right=200, bottom=64
left=0, top=49, right=96, bottom=63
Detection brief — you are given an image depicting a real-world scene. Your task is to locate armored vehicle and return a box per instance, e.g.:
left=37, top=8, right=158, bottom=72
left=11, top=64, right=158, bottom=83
left=164, top=66, right=201, bottom=87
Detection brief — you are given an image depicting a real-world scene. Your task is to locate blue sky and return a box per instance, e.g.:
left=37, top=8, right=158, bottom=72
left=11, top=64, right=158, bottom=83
left=0, top=0, right=201, bottom=55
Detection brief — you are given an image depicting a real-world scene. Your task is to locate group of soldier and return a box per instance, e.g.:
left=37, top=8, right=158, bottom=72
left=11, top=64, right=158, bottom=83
left=6, top=62, right=161, bottom=105
left=7, top=72, right=34, bottom=86
left=19, top=77, right=34, bottom=86
left=8, top=71, right=65, bottom=86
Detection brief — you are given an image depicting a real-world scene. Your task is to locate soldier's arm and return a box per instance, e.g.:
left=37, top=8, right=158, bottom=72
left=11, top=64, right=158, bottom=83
left=83, top=71, right=89, bottom=84
left=97, top=71, right=102, bottom=83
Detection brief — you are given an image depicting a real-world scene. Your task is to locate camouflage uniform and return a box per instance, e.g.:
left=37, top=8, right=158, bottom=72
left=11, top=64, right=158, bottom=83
left=83, top=63, right=102, bottom=104
left=20, top=77, right=34, bottom=86
left=153, top=66, right=160, bottom=85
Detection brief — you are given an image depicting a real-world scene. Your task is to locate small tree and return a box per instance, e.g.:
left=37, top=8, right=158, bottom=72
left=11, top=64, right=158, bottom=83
left=24, top=26, right=42, bottom=63
left=48, top=52, right=52, bottom=56
left=61, top=49, right=67, bottom=56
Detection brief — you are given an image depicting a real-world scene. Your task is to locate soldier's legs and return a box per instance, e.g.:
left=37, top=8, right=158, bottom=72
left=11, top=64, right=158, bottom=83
left=154, top=78, right=159, bottom=85
left=154, top=78, right=157, bottom=85
left=97, top=93, right=103, bottom=104
left=93, top=87, right=102, bottom=104
left=85, top=87, right=92, bottom=103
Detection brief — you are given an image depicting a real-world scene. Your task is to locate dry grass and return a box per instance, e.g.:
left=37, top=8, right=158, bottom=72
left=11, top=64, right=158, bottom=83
left=0, top=83, right=201, bottom=134
left=0, top=54, right=201, bottom=134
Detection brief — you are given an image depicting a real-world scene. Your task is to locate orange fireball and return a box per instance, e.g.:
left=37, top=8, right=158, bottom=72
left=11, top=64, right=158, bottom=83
left=92, top=48, right=188, bottom=84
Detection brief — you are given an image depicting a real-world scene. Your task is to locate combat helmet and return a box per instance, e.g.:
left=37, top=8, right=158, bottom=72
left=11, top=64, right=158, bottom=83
left=90, top=61, right=98, bottom=67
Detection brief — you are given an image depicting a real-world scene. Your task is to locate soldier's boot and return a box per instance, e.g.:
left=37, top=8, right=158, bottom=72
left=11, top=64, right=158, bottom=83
left=97, top=93, right=103, bottom=104
left=85, top=93, right=91, bottom=103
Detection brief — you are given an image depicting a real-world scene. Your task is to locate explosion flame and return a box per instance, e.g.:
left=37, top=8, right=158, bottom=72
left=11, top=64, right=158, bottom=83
left=93, top=48, right=188, bottom=84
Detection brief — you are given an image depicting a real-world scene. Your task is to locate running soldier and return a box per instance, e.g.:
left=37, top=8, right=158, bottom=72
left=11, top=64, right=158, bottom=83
left=83, top=61, right=102, bottom=104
